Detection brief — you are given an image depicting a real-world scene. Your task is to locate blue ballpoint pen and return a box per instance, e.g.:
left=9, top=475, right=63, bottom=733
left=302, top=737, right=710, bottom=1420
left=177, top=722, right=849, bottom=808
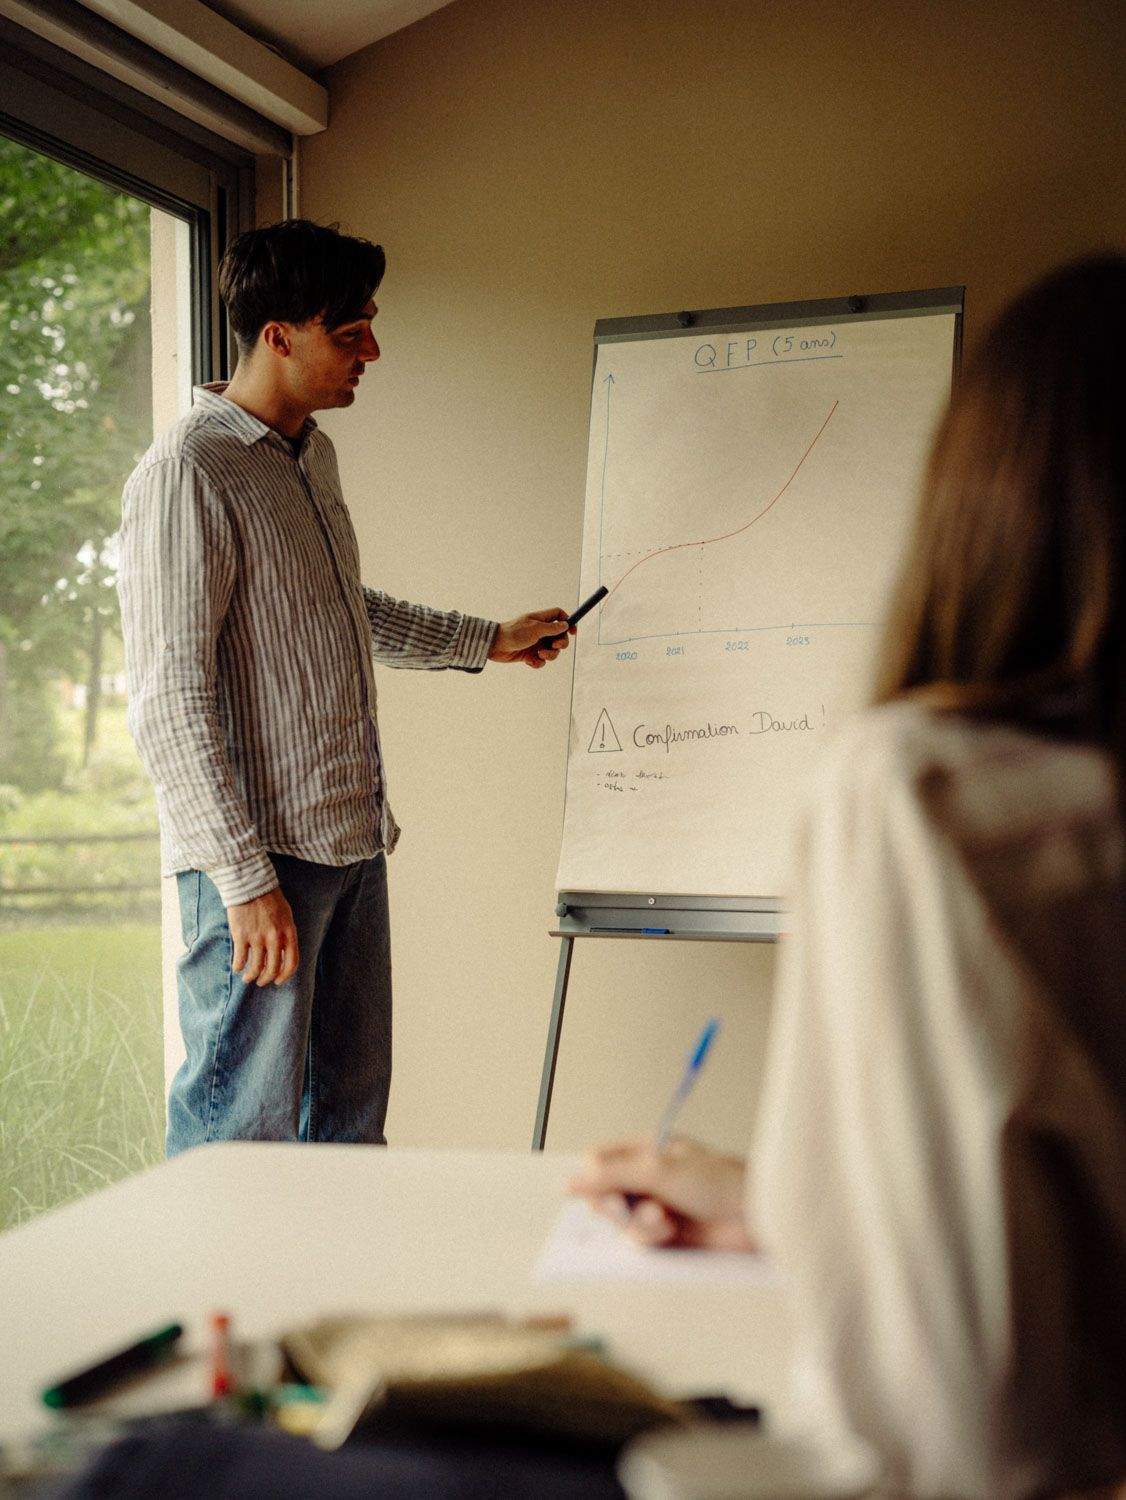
left=655, top=1017, right=721, bottom=1149
left=622, top=1018, right=721, bottom=1212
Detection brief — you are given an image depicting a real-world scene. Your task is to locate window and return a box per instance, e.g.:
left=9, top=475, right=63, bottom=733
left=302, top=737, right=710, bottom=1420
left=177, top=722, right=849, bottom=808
left=0, top=19, right=255, bottom=1228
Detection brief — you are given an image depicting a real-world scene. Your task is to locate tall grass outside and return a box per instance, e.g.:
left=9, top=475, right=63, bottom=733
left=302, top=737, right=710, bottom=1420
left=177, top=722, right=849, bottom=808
left=0, top=697, right=166, bottom=1233
left=0, top=923, right=164, bottom=1231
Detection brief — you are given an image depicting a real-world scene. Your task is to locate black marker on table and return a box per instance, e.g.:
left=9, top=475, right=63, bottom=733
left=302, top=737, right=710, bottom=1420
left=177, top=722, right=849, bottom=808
left=41, top=1322, right=184, bottom=1408
left=538, top=584, right=609, bottom=650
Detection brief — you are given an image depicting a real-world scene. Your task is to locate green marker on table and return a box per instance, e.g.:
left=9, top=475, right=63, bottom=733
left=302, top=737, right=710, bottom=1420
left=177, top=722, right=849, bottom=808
left=42, top=1322, right=184, bottom=1409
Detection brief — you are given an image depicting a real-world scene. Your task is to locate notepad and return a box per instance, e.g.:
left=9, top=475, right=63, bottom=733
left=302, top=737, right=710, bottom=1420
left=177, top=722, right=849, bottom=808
left=533, top=1200, right=779, bottom=1286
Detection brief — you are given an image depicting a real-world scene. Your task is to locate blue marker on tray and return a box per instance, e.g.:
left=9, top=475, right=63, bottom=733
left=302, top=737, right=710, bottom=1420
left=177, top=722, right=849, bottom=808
left=589, top=926, right=671, bottom=935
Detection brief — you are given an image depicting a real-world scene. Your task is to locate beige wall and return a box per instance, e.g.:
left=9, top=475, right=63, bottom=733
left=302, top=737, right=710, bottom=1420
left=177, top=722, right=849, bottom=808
left=299, top=0, right=1125, bottom=1153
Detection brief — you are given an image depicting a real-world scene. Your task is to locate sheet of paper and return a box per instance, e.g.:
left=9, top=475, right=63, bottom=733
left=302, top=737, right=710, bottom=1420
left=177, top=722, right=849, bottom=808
left=533, top=1200, right=779, bottom=1286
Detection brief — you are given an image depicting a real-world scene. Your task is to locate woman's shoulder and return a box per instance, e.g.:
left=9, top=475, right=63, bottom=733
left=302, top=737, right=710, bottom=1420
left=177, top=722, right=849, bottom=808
left=811, top=698, right=1118, bottom=854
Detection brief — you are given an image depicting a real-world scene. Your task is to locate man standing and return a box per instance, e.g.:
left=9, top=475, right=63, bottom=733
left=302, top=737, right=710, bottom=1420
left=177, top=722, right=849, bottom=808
left=118, top=219, right=571, bottom=1155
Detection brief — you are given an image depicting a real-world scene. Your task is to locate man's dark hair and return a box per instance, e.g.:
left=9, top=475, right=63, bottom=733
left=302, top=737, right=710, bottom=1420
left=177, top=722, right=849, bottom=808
left=218, top=219, right=386, bottom=356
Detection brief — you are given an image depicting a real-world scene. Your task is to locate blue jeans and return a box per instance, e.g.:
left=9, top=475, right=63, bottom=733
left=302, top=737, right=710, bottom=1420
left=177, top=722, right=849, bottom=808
left=167, top=853, right=391, bottom=1156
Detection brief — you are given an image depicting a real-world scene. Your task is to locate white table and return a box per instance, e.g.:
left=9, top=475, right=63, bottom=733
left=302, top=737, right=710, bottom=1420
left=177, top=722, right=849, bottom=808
left=0, top=1144, right=792, bottom=1442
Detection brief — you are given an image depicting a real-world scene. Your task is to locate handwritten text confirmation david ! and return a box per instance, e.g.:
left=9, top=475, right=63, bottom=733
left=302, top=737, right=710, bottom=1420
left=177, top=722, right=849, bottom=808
left=632, top=711, right=817, bottom=753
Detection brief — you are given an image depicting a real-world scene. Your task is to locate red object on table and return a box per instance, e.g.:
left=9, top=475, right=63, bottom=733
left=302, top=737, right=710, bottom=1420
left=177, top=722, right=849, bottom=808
left=209, top=1311, right=234, bottom=1399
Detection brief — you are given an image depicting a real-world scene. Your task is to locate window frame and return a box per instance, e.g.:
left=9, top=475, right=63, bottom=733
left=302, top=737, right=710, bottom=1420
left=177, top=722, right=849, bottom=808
left=0, top=13, right=260, bottom=382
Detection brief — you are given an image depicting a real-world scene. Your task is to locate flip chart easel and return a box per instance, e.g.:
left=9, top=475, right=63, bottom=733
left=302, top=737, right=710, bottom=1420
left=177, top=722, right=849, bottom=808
left=534, top=894, right=778, bottom=1148
left=533, top=287, right=963, bottom=1150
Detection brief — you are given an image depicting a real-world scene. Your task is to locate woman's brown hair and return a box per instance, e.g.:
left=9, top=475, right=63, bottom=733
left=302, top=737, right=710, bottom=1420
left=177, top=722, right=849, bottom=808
left=874, top=255, right=1125, bottom=777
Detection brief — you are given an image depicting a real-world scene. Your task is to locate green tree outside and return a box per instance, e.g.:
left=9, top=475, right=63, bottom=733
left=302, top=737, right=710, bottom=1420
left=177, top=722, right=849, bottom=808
left=0, top=132, right=154, bottom=798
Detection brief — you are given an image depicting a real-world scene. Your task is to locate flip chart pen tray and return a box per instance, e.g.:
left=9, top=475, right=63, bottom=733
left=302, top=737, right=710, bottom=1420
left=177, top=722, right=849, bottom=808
left=553, top=891, right=783, bottom=942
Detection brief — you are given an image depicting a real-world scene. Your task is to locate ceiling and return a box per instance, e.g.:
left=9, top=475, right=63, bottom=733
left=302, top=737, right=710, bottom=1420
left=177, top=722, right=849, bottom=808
left=202, top=0, right=457, bottom=72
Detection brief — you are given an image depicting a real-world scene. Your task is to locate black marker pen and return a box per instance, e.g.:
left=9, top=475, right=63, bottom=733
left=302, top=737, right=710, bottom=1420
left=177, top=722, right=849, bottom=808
left=538, top=585, right=609, bottom=649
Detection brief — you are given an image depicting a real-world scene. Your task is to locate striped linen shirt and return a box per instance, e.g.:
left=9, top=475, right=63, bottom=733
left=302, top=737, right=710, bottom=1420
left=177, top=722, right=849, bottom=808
left=117, top=383, right=497, bottom=907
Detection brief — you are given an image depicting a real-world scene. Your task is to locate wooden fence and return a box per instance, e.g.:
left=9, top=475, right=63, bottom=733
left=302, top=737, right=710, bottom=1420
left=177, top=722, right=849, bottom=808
left=0, top=831, right=160, bottom=913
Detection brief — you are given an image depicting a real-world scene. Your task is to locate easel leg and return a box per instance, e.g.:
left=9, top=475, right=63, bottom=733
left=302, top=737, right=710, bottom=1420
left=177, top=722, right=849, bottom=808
left=532, top=935, right=575, bottom=1150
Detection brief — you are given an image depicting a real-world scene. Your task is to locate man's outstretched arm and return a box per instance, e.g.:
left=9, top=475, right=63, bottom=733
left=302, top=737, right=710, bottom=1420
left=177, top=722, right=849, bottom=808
left=362, top=588, right=572, bottom=672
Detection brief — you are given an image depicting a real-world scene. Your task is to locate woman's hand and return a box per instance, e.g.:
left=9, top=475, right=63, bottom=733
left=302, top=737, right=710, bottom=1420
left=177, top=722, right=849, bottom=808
left=567, top=1136, right=756, bottom=1251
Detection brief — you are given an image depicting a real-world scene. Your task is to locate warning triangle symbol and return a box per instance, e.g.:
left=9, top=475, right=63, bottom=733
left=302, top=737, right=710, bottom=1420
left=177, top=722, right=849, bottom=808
left=588, top=708, right=623, bottom=754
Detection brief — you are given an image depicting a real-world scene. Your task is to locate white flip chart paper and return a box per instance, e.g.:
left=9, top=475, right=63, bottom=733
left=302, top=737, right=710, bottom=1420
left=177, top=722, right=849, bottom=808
left=557, top=309, right=957, bottom=898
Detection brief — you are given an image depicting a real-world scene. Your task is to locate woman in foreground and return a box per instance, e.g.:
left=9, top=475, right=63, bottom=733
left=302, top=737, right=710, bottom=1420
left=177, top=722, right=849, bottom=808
left=570, top=257, right=1126, bottom=1498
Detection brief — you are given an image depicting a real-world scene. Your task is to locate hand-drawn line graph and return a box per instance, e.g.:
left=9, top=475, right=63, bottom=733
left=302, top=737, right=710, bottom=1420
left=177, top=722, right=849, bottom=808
left=608, top=399, right=838, bottom=594
left=593, top=380, right=874, bottom=647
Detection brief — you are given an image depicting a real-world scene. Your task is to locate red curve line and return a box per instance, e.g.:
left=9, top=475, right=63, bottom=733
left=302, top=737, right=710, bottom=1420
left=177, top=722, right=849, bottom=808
left=606, top=400, right=840, bottom=598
